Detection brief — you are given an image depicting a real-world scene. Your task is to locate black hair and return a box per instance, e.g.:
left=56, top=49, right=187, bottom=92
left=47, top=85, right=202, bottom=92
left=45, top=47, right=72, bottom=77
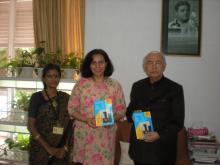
left=42, top=63, right=61, bottom=89
left=80, top=49, right=114, bottom=78
left=175, top=0, right=190, bottom=12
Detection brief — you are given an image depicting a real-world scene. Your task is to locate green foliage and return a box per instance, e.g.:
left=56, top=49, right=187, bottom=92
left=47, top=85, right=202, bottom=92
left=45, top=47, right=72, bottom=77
left=33, top=41, right=81, bottom=68
left=7, top=48, right=36, bottom=77
left=32, top=41, right=62, bottom=67
left=5, top=134, right=30, bottom=151
left=37, top=50, right=62, bottom=67
left=62, top=52, right=82, bottom=69
left=15, top=48, right=36, bottom=67
left=12, top=91, right=31, bottom=111
left=0, top=49, right=8, bottom=68
left=7, top=48, right=36, bottom=68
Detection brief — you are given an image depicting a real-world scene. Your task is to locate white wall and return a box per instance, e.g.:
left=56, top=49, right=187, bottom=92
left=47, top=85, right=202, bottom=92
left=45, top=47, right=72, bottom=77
left=85, top=0, right=220, bottom=140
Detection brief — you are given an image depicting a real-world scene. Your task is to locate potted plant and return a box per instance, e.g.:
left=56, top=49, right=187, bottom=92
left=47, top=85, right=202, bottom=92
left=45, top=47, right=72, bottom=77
left=12, top=90, right=31, bottom=112
left=5, top=133, right=30, bottom=151
left=32, top=41, right=81, bottom=80
left=4, top=133, right=29, bottom=162
left=7, top=56, right=23, bottom=77
left=61, top=52, right=82, bottom=80
left=8, top=48, right=36, bottom=78
left=62, top=52, right=81, bottom=69
left=32, top=41, right=63, bottom=78
left=11, top=90, right=31, bottom=122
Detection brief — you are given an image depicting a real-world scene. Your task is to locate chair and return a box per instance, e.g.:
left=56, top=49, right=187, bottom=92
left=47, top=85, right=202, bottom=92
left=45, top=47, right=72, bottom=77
left=115, top=121, right=191, bottom=165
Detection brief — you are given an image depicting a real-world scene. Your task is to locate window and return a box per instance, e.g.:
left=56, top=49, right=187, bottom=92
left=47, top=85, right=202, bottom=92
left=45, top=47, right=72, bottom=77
left=0, top=0, right=34, bottom=129
left=0, top=0, right=34, bottom=57
left=0, top=0, right=9, bottom=48
left=15, top=0, right=34, bottom=48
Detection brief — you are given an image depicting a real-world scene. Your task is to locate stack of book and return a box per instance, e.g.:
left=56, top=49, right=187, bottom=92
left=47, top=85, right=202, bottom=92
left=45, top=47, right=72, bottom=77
left=188, top=128, right=220, bottom=164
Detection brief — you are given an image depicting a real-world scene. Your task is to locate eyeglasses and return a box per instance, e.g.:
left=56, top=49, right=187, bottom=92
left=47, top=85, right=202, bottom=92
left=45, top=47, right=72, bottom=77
left=90, top=61, right=106, bottom=66
left=146, top=61, right=163, bottom=66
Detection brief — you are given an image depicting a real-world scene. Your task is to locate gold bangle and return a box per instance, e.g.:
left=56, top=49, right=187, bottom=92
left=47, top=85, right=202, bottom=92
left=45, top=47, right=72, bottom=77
left=34, top=134, right=40, bottom=140
left=64, top=145, right=68, bottom=152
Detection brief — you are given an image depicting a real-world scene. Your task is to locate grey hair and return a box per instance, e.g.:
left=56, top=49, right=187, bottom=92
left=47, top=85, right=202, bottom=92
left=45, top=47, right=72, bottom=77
left=143, top=51, right=166, bottom=67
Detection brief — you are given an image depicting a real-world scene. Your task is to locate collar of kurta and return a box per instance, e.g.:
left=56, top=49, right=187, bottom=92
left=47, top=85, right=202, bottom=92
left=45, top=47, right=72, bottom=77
left=146, top=75, right=165, bottom=87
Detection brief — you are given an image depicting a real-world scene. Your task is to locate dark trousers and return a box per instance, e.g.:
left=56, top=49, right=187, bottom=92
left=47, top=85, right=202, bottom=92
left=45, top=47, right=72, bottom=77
left=134, top=160, right=175, bottom=165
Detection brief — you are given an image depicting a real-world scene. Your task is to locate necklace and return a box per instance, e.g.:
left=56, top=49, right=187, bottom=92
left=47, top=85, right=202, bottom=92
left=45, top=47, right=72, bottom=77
left=45, top=90, right=60, bottom=120
left=45, top=90, right=58, bottom=110
left=52, top=99, right=57, bottom=109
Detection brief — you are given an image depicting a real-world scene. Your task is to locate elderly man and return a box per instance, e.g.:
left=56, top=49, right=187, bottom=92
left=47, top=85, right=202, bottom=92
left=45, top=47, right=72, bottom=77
left=126, top=51, right=185, bottom=165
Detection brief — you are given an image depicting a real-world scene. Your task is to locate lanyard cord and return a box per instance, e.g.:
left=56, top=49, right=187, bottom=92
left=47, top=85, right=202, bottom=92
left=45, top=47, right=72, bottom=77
left=45, top=90, right=60, bottom=120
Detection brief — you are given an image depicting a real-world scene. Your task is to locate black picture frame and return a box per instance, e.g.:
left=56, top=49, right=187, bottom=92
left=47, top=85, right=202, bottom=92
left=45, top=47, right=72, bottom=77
left=161, top=0, right=202, bottom=56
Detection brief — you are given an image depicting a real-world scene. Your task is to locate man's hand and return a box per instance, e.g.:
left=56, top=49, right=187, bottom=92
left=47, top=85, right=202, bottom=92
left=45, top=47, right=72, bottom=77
left=143, top=132, right=160, bottom=142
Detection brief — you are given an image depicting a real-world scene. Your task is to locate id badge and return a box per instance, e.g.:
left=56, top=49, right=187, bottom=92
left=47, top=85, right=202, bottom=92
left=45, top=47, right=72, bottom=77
left=53, top=126, right=64, bottom=135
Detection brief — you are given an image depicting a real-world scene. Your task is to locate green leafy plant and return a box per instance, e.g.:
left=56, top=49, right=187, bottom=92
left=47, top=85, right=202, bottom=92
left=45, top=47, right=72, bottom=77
left=5, top=133, right=30, bottom=151
left=0, top=49, right=8, bottom=68
left=12, top=91, right=31, bottom=111
left=8, top=48, right=36, bottom=67
left=33, top=41, right=81, bottom=69
left=62, top=52, right=82, bottom=69
left=35, top=50, right=63, bottom=68
left=7, top=48, right=37, bottom=76
left=32, top=41, right=62, bottom=67
left=7, top=59, right=22, bottom=76
left=16, top=48, right=36, bottom=67
left=0, top=50, right=9, bottom=77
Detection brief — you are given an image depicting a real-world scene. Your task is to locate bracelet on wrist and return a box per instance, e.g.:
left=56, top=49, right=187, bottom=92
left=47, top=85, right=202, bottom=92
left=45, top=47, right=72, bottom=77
left=34, top=134, right=40, bottom=140
left=64, top=145, right=68, bottom=152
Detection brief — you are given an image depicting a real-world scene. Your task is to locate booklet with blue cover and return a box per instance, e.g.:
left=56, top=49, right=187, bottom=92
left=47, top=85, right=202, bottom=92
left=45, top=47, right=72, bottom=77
left=133, top=111, right=154, bottom=140
left=94, top=98, right=114, bottom=126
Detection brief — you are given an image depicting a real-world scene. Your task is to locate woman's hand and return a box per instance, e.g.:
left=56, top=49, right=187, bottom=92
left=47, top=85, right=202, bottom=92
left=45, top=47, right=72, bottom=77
left=104, top=124, right=114, bottom=129
left=54, top=147, right=66, bottom=159
left=86, top=117, right=96, bottom=128
left=47, top=146, right=60, bottom=157
left=48, top=147, right=66, bottom=159
left=114, top=113, right=122, bottom=122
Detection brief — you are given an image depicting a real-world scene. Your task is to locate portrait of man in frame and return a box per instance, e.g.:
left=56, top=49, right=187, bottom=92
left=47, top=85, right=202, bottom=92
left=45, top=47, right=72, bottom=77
left=161, top=0, right=202, bottom=56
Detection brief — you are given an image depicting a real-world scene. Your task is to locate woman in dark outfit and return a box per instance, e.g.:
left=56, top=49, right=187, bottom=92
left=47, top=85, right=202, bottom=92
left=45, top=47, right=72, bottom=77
left=27, top=64, right=72, bottom=165
left=126, top=51, right=185, bottom=165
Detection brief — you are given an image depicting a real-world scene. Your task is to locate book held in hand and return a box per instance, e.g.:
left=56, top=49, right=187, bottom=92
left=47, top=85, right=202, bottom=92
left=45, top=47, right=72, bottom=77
left=133, top=111, right=154, bottom=140
left=94, top=98, right=114, bottom=126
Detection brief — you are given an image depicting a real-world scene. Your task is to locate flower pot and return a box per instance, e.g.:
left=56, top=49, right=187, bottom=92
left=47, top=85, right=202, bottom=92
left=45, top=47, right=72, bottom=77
left=0, top=68, right=8, bottom=77
left=17, top=67, right=34, bottom=78
left=63, top=68, right=79, bottom=80
left=33, top=67, right=43, bottom=79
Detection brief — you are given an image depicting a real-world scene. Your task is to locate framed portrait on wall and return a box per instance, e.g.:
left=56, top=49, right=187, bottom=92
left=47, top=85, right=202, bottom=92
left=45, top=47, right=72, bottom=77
left=161, top=0, right=202, bottom=56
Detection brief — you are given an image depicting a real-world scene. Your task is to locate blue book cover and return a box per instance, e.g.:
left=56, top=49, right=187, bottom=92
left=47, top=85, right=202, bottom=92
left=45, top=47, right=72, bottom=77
left=132, top=111, right=154, bottom=140
left=94, top=98, right=114, bottom=126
